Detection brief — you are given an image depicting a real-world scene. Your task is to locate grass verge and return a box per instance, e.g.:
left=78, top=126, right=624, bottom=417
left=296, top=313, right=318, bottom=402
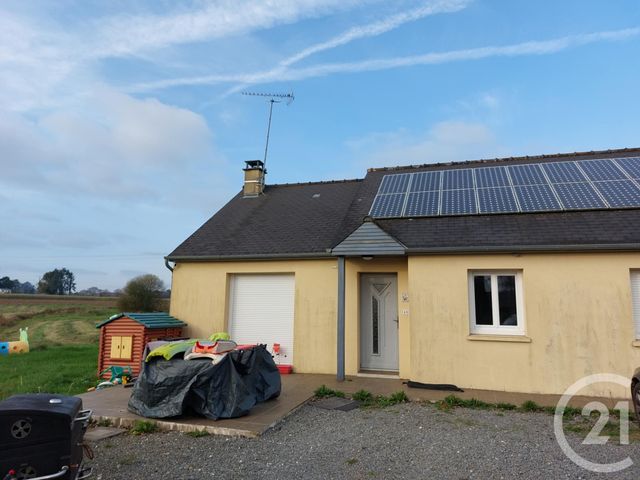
left=433, top=394, right=640, bottom=443
left=314, top=385, right=409, bottom=408
left=314, top=384, right=346, bottom=398
left=130, top=420, right=158, bottom=435
left=353, top=389, right=409, bottom=408
left=434, top=395, right=587, bottom=417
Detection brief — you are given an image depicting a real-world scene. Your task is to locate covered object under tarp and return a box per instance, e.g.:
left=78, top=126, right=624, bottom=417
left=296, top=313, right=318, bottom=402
left=128, top=345, right=281, bottom=420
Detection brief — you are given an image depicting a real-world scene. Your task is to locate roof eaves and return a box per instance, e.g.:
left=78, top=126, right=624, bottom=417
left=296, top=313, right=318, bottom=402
left=96, top=312, right=186, bottom=329
left=166, top=252, right=334, bottom=262
left=407, top=243, right=640, bottom=254
left=95, top=313, right=124, bottom=328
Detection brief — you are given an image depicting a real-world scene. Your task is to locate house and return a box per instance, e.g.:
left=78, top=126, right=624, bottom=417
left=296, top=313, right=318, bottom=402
left=166, top=148, right=640, bottom=398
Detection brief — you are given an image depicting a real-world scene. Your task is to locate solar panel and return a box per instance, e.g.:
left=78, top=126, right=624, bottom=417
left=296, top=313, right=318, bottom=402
left=580, top=159, right=628, bottom=181
left=410, top=171, right=441, bottom=192
left=553, top=183, right=607, bottom=209
left=442, top=169, right=473, bottom=190
left=508, top=164, right=547, bottom=186
left=541, top=162, right=587, bottom=183
left=368, top=157, right=640, bottom=219
left=378, top=173, right=410, bottom=194
left=593, top=180, right=640, bottom=207
left=514, top=185, right=561, bottom=212
left=441, top=189, right=476, bottom=215
left=405, top=191, right=439, bottom=216
left=369, top=193, right=405, bottom=217
left=477, top=187, right=518, bottom=214
left=615, top=157, right=640, bottom=179
left=474, top=167, right=510, bottom=188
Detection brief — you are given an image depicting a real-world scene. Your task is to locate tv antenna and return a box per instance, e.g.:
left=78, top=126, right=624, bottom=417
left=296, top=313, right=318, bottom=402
left=242, top=91, right=294, bottom=172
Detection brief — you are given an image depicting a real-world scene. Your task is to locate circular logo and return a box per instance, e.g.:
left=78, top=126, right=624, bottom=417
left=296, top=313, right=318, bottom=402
left=554, top=373, right=633, bottom=473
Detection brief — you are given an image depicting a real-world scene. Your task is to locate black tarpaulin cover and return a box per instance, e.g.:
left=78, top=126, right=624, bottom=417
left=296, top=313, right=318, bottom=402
left=127, top=345, right=281, bottom=420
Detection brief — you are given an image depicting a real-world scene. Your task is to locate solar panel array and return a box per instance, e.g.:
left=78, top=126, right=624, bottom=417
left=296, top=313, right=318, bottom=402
left=369, top=157, right=640, bottom=218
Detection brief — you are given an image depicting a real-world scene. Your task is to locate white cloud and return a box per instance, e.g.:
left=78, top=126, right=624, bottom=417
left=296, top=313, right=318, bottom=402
left=1, top=88, right=235, bottom=289
left=478, top=93, right=500, bottom=110
left=346, top=120, right=509, bottom=168
left=0, top=0, right=385, bottom=111
left=0, top=12, right=79, bottom=111
left=0, top=88, right=219, bottom=201
left=92, top=0, right=383, bottom=58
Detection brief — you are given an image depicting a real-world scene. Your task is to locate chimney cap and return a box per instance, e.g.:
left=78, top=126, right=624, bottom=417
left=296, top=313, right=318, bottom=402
left=244, top=160, right=265, bottom=171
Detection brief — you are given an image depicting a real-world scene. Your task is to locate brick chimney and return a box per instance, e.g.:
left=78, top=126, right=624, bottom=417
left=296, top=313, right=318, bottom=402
left=243, top=160, right=265, bottom=197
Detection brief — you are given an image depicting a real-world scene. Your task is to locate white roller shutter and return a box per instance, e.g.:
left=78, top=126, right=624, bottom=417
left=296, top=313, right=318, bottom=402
left=228, top=274, right=295, bottom=363
left=632, top=272, right=640, bottom=340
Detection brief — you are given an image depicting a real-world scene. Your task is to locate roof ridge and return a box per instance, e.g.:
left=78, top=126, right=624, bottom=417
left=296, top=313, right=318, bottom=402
left=367, top=147, right=640, bottom=173
left=266, top=178, right=363, bottom=188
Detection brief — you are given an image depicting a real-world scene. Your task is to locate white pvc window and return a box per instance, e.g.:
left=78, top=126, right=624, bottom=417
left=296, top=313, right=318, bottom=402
left=469, top=271, right=525, bottom=335
left=631, top=271, right=640, bottom=339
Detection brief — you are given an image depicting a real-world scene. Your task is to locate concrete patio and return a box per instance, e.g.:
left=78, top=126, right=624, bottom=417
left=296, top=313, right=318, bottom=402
left=78, top=374, right=318, bottom=438
left=79, top=373, right=620, bottom=438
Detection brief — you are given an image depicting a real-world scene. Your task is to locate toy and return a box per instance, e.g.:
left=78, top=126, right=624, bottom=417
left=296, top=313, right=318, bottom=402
left=0, top=328, right=29, bottom=356
left=7, top=342, right=28, bottom=354
left=272, top=342, right=293, bottom=374
left=97, top=365, right=133, bottom=389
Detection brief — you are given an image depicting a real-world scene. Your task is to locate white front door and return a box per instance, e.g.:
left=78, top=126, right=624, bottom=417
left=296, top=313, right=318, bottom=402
left=360, top=274, right=399, bottom=372
left=228, top=274, right=295, bottom=363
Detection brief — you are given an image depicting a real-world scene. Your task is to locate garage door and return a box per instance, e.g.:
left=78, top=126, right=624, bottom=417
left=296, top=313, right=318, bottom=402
left=228, top=274, right=295, bottom=363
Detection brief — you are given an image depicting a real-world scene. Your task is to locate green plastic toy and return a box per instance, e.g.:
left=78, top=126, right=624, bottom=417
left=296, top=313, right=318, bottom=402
left=99, top=365, right=133, bottom=383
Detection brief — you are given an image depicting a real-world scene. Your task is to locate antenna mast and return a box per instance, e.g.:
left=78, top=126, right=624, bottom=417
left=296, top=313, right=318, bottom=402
left=242, top=91, right=294, bottom=172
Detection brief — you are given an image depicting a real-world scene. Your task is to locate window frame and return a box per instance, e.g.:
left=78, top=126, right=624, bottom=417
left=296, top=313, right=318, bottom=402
left=468, top=270, right=525, bottom=336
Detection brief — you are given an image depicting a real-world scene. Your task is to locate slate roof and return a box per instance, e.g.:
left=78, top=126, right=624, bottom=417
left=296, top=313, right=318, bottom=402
left=97, top=312, right=187, bottom=329
left=168, top=179, right=362, bottom=258
left=168, top=148, right=640, bottom=260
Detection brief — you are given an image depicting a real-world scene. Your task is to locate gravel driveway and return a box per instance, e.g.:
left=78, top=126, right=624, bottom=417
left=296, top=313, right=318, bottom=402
left=87, top=402, right=640, bottom=479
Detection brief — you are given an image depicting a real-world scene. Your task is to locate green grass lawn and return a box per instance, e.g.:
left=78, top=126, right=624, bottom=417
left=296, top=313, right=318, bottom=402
left=0, top=296, right=119, bottom=399
left=0, top=344, right=99, bottom=399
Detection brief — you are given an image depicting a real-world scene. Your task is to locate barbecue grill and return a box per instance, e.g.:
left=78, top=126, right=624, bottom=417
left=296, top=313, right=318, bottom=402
left=0, top=394, right=92, bottom=480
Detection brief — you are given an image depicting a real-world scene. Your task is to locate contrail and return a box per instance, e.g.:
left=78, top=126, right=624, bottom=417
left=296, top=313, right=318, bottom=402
left=221, top=0, right=472, bottom=96
left=128, top=26, right=640, bottom=93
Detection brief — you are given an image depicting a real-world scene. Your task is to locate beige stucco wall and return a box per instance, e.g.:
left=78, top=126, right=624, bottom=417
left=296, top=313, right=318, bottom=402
left=170, top=259, right=338, bottom=374
left=170, top=252, right=640, bottom=397
left=408, top=253, right=640, bottom=397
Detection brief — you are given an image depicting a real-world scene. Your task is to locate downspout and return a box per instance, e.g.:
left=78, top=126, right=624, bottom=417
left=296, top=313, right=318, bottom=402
left=164, top=258, right=174, bottom=272
left=337, top=256, right=346, bottom=381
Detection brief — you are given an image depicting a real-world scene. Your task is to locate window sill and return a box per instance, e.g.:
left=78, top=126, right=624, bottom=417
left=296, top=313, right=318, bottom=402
left=467, top=334, right=532, bottom=343
left=632, top=340, right=640, bottom=348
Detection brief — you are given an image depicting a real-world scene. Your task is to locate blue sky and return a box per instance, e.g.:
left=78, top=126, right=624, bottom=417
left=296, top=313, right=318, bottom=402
left=2, top=0, right=640, bottom=290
